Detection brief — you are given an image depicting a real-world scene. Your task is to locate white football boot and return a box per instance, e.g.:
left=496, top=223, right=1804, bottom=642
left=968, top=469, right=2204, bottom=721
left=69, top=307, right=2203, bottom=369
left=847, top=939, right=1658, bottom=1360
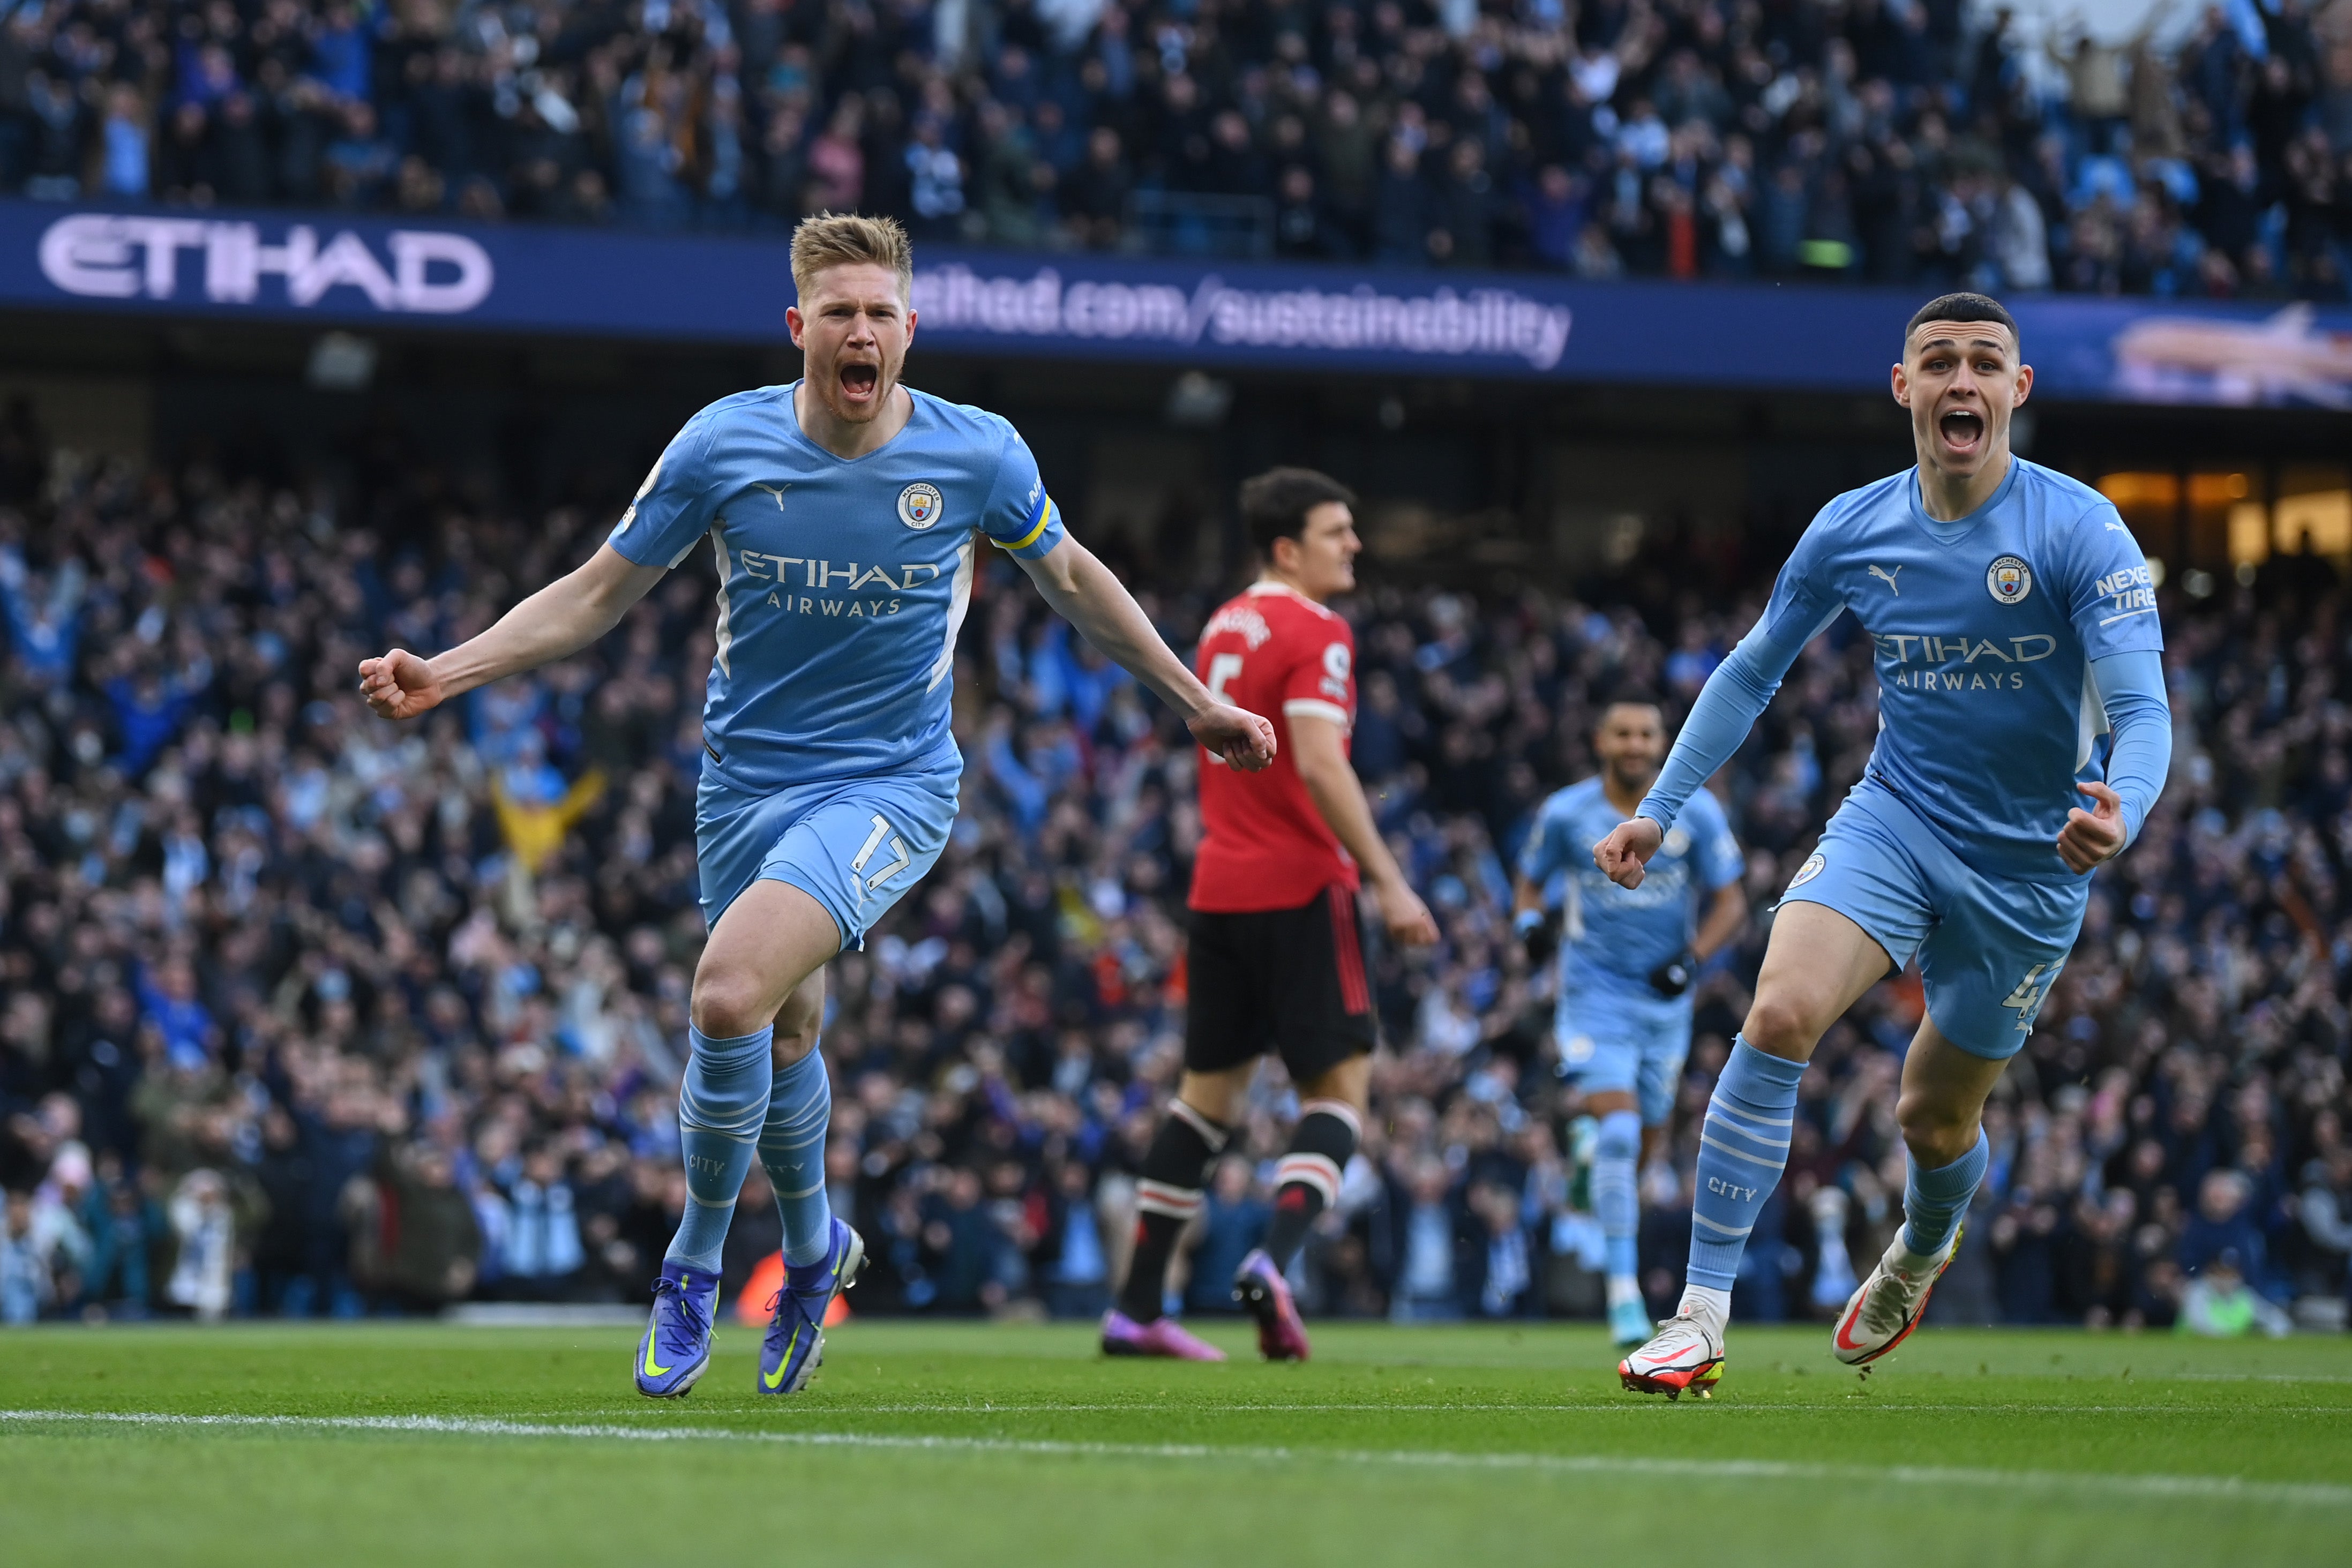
left=1832, top=1225, right=1961, bottom=1368
left=1618, top=1309, right=1725, bottom=1400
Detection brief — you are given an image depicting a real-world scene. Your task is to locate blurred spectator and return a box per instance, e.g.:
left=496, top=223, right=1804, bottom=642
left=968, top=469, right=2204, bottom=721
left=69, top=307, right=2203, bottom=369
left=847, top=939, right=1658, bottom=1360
left=165, top=1168, right=237, bottom=1321
left=348, top=1142, right=483, bottom=1310
left=1184, top=1155, right=1270, bottom=1315
left=494, top=1142, right=586, bottom=1296
left=1039, top=1158, right=1113, bottom=1318
left=2178, top=1248, right=2293, bottom=1336
left=2, top=1184, right=88, bottom=1322
left=2297, top=1149, right=2352, bottom=1298
left=0, top=543, right=85, bottom=686
left=2180, top=1168, right=2269, bottom=1284
left=1468, top=1179, right=1535, bottom=1317
left=79, top=1157, right=166, bottom=1316
left=1386, top=1158, right=1469, bottom=1321
left=97, top=85, right=148, bottom=197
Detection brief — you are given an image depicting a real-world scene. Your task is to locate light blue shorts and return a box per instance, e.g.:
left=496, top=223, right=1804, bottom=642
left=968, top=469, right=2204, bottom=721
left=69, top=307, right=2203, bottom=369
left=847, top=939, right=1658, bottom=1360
left=1555, top=991, right=1692, bottom=1127
left=695, top=763, right=960, bottom=947
left=1780, top=777, right=2086, bottom=1061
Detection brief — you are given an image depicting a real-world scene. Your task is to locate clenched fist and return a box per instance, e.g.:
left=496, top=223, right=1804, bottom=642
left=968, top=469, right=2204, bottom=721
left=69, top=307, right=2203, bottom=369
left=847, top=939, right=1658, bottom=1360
left=1592, top=815, right=1665, bottom=890
left=1189, top=703, right=1277, bottom=771
left=357, top=649, right=445, bottom=721
left=2057, top=780, right=2126, bottom=874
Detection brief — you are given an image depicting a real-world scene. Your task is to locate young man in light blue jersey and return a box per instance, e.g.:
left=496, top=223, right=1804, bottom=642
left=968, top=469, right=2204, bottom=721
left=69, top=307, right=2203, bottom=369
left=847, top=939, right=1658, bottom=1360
left=359, top=214, right=1276, bottom=1399
left=1601, top=293, right=2173, bottom=1397
left=1513, top=697, right=1746, bottom=1348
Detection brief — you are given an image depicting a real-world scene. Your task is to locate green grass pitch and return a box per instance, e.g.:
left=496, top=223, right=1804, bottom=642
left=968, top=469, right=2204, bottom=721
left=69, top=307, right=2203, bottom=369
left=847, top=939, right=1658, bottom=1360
left=4, top=1319, right=2348, bottom=1566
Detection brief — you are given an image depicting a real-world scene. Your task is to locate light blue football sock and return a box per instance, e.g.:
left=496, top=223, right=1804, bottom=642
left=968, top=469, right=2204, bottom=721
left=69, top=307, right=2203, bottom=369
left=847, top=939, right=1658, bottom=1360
left=1686, top=1037, right=1804, bottom=1292
left=665, top=1024, right=774, bottom=1274
left=1901, top=1128, right=1989, bottom=1257
left=1593, top=1108, right=1642, bottom=1281
left=760, top=1044, right=835, bottom=1269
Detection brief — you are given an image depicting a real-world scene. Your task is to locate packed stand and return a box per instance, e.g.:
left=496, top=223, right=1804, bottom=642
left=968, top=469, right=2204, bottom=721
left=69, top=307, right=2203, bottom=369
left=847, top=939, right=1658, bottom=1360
left=0, top=407, right=2348, bottom=1331
left=3, top=0, right=2351, bottom=296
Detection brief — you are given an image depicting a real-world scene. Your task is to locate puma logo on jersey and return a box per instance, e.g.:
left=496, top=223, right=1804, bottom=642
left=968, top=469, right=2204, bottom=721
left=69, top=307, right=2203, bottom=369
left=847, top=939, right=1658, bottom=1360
left=1867, top=565, right=1902, bottom=594
left=752, top=483, right=791, bottom=508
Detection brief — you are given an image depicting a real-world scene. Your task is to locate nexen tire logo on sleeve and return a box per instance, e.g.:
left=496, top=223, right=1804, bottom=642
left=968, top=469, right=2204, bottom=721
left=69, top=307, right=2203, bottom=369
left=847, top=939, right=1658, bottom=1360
left=38, top=213, right=493, bottom=314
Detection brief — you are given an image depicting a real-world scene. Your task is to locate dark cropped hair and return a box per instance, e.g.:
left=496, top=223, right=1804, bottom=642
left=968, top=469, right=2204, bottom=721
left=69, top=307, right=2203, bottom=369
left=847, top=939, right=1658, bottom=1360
left=1599, top=689, right=1665, bottom=716
left=1593, top=691, right=1667, bottom=735
left=1905, top=292, right=2019, bottom=352
left=1240, top=467, right=1357, bottom=558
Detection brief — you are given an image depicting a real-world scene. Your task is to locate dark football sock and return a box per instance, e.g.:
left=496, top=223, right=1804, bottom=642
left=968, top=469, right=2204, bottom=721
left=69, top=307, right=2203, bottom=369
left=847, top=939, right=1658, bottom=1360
left=1116, top=1099, right=1228, bottom=1322
left=1260, top=1099, right=1361, bottom=1273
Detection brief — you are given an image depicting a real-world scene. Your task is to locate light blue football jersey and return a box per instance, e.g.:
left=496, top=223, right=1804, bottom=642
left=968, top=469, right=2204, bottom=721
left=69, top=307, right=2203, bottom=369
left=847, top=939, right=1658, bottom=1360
left=1520, top=777, right=1743, bottom=995
left=606, top=384, right=1067, bottom=792
left=1671, top=457, right=2162, bottom=884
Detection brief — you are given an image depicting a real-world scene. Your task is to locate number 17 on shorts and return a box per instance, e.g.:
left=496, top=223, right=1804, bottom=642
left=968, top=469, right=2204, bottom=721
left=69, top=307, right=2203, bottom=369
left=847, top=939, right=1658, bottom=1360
left=850, top=813, right=911, bottom=892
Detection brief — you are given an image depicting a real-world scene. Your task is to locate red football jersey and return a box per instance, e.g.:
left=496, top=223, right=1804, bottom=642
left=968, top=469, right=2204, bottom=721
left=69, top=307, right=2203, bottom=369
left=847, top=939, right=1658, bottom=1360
left=1189, top=581, right=1360, bottom=912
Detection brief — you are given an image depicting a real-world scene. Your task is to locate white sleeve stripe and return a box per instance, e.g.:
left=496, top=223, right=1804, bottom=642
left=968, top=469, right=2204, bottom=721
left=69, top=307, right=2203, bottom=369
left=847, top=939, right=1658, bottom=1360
left=1282, top=699, right=1350, bottom=727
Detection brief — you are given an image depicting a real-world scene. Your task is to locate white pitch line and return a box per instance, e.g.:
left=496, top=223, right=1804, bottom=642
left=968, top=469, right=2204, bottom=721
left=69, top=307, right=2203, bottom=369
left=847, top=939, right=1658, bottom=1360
left=2162, top=1373, right=2352, bottom=1385
left=840, top=1401, right=2348, bottom=1416
left=4, top=1409, right=2348, bottom=1510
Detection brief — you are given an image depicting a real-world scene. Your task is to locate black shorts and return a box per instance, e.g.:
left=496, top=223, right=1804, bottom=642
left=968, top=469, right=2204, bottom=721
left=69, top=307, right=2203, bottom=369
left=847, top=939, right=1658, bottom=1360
left=1185, top=884, right=1377, bottom=1081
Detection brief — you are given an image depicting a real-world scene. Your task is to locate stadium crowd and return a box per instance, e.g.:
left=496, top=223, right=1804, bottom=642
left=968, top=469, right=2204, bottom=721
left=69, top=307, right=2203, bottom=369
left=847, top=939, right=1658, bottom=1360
left=3, top=0, right=2351, bottom=295
left=0, top=407, right=2348, bottom=1336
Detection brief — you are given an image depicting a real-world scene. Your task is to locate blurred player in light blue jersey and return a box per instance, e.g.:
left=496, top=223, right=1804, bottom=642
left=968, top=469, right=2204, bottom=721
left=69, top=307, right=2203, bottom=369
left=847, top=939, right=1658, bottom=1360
left=361, top=215, right=1276, bottom=1401
left=1604, top=293, right=2173, bottom=1399
left=1513, top=698, right=1746, bottom=1348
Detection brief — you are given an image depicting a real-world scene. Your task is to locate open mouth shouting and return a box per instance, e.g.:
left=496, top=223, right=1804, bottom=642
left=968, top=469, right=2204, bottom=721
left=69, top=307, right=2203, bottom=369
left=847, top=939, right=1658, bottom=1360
left=838, top=360, right=881, bottom=409
left=1936, top=406, right=1986, bottom=461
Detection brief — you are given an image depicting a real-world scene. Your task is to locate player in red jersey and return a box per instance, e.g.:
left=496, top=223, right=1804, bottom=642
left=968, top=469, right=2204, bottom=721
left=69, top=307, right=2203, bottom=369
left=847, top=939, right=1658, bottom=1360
left=1103, top=468, right=1440, bottom=1362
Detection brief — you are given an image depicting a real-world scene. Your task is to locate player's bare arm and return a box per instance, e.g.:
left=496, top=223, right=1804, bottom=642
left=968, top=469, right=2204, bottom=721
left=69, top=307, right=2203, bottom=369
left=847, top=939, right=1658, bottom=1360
left=358, top=544, right=666, bottom=720
left=1509, top=874, right=1546, bottom=937
left=1015, top=535, right=1276, bottom=771
left=1692, top=881, right=1747, bottom=962
left=1289, top=710, right=1437, bottom=945
left=1508, top=874, right=1558, bottom=968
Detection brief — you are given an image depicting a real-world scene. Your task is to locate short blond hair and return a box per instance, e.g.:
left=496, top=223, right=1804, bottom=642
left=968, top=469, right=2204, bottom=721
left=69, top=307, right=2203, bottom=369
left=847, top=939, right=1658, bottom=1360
left=790, top=212, right=914, bottom=301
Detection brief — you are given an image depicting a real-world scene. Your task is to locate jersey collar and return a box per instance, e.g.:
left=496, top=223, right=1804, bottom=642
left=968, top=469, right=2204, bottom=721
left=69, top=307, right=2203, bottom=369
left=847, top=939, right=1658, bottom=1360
left=1245, top=579, right=1337, bottom=618
left=778, top=380, right=925, bottom=466
left=1906, top=452, right=2023, bottom=545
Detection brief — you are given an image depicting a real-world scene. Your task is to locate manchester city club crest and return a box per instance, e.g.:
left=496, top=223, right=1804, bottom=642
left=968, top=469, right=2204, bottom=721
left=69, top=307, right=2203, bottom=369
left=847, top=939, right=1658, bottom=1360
left=897, top=482, right=943, bottom=530
left=1787, top=851, right=1826, bottom=889
left=1986, top=554, right=2034, bottom=605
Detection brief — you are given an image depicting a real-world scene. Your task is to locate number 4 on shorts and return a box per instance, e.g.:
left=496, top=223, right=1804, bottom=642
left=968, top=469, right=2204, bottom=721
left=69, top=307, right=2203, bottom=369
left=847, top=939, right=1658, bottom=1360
left=851, top=813, right=910, bottom=891
left=2001, top=963, right=2055, bottom=1031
